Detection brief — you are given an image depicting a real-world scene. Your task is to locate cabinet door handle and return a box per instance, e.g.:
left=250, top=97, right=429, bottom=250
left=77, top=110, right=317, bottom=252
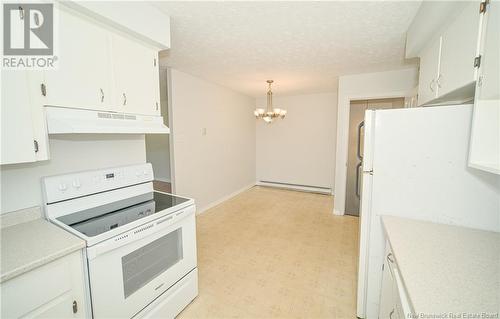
left=436, top=74, right=442, bottom=88
left=389, top=309, right=395, bottom=319
left=387, top=253, right=394, bottom=264
left=155, top=102, right=159, bottom=111
left=41, top=83, right=47, bottom=96
left=33, top=140, right=39, bottom=153
left=72, top=300, right=78, bottom=314
left=100, top=88, right=105, bottom=103
left=429, top=79, right=435, bottom=92
left=18, top=6, right=24, bottom=20
left=122, top=93, right=127, bottom=106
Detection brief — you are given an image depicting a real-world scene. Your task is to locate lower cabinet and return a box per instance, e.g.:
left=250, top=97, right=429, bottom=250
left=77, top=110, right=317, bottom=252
left=0, top=250, right=88, bottom=319
left=379, top=242, right=412, bottom=319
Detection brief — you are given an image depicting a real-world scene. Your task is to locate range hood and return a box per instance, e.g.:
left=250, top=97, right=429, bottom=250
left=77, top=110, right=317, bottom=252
left=45, top=106, right=170, bottom=134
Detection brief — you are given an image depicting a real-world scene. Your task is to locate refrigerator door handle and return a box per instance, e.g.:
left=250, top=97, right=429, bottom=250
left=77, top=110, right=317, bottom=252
left=357, top=121, right=365, bottom=161
left=355, top=162, right=362, bottom=198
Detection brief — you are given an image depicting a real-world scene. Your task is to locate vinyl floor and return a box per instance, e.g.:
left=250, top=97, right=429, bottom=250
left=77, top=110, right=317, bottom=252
left=177, top=186, right=359, bottom=318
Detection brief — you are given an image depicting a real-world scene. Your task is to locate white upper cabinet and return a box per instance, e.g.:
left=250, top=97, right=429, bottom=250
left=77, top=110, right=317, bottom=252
left=409, top=1, right=498, bottom=173
left=414, top=1, right=482, bottom=105
left=43, top=9, right=113, bottom=111
left=111, top=34, right=160, bottom=116
left=43, top=7, right=161, bottom=115
left=59, top=1, right=171, bottom=49
left=1, top=4, right=168, bottom=166
left=1, top=71, right=36, bottom=164
left=469, top=0, right=500, bottom=174
left=417, top=37, right=442, bottom=105
left=439, top=1, right=481, bottom=96
left=1, top=70, right=49, bottom=165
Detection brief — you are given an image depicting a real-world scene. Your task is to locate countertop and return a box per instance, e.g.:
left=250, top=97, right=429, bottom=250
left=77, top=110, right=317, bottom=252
left=381, top=215, right=500, bottom=315
left=1, top=207, right=85, bottom=283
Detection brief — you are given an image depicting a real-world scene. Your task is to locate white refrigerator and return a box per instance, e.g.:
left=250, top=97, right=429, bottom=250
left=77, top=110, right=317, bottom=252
left=356, top=104, right=500, bottom=318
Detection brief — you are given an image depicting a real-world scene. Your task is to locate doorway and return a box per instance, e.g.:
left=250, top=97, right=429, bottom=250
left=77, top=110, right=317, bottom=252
left=344, top=98, right=405, bottom=216
left=145, top=66, right=174, bottom=193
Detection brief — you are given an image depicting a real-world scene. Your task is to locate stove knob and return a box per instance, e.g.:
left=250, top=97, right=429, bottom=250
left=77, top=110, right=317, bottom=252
left=59, top=183, right=67, bottom=191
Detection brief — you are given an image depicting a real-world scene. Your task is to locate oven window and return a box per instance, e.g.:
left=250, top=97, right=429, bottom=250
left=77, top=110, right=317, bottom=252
left=122, top=229, right=183, bottom=298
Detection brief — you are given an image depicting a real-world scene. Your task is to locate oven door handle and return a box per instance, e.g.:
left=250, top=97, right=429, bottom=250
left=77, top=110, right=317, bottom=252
left=87, top=206, right=195, bottom=260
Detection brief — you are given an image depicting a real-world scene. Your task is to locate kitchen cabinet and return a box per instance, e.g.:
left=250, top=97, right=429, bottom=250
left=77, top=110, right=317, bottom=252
left=439, top=1, right=481, bottom=96
left=42, top=7, right=160, bottom=116
left=111, top=33, right=160, bottom=116
left=417, top=1, right=481, bottom=105
left=379, top=243, right=412, bottom=319
left=379, top=252, right=397, bottom=318
left=1, top=70, right=49, bottom=165
left=1, top=250, right=87, bottom=318
left=43, top=8, right=113, bottom=112
left=417, top=37, right=442, bottom=105
left=469, top=0, right=500, bottom=174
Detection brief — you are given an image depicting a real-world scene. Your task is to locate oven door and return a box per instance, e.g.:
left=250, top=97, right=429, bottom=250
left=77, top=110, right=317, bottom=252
left=87, top=205, right=197, bottom=319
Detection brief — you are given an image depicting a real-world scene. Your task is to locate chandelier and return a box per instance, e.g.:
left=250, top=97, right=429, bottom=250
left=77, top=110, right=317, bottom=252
left=254, top=80, right=287, bottom=123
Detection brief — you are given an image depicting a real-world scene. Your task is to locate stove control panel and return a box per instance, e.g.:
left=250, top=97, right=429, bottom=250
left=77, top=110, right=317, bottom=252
left=43, top=163, right=154, bottom=204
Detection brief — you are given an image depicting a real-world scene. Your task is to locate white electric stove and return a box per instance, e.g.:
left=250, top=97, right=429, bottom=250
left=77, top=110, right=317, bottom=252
left=42, top=163, right=198, bottom=319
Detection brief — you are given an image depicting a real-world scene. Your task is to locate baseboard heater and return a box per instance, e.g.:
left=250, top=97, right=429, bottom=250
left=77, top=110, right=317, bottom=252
left=257, top=180, right=332, bottom=195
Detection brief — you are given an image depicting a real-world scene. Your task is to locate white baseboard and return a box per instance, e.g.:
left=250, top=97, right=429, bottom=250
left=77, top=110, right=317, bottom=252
left=333, top=208, right=344, bottom=216
left=256, top=181, right=332, bottom=195
left=196, top=183, right=256, bottom=215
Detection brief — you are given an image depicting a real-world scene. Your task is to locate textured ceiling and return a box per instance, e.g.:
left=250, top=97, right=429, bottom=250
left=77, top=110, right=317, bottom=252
left=152, top=1, right=421, bottom=97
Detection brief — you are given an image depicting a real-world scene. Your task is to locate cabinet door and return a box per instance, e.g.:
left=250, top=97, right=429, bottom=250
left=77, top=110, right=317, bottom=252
left=1, top=70, right=37, bottom=165
left=468, top=0, right=500, bottom=174
left=43, top=8, right=113, bottom=111
left=379, top=259, right=395, bottom=318
left=29, top=71, right=50, bottom=162
left=22, top=290, right=76, bottom=318
left=111, top=33, right=160, bottom=116
left=439, top=1, right=481, bottom=96
left=1, top=251, right=87, bottom=319
left=418, top=37, right=442, bottom=105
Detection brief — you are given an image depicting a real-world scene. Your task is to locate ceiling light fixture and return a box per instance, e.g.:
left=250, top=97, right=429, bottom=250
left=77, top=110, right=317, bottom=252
left=254, top=80, right=286, bottom=123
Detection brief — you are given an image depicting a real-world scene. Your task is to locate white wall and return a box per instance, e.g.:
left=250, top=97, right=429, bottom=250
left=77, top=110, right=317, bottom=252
left=256, top=92, right=337, bottom=191
left=169, top=69, right=256, bottom=213
left=334, top=68, right=419, bottom=215
left=0, top=135, right=146, bottom=213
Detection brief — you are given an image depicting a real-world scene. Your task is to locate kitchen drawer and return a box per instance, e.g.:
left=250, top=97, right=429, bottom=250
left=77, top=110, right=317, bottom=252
left=1, top=251, right=87, bottom=319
